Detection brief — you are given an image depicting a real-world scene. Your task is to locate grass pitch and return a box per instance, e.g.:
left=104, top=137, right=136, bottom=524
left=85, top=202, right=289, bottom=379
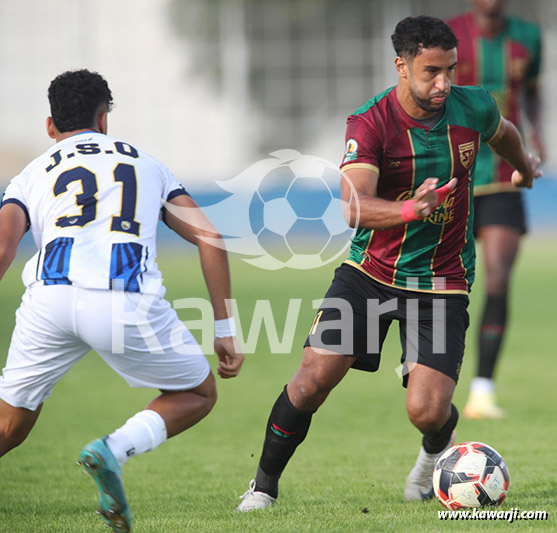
left=0, top=238, right=556, bottom=532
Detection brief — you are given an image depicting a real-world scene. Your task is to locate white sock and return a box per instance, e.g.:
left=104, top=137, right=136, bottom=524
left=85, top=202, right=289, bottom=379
left=470, top=377, right=494, bottom=394
left=106, top=409, right=167, bottom=467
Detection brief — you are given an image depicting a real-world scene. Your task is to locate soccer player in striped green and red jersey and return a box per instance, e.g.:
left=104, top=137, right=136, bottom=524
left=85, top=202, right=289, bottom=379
left=341, top=83, right=498, bottom=293
left=237, top=16, right=541, bottom=511
left=447, top=1, right=543, bottom=420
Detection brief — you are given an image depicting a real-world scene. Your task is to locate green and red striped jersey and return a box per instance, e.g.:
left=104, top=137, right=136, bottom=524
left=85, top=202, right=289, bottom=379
left=448, top=13, right=541, bottom=194
left=340, top=85, right=500, bottom=294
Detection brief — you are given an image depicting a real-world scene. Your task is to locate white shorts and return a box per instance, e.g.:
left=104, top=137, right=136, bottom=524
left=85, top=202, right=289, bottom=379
left=0, top=284, right=211, bottom=410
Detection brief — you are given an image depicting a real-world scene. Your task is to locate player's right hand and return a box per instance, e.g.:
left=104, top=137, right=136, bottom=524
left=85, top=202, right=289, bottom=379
left=214, top=336, right=245, bottom=379
left=411, top=177, right=458, bottom=218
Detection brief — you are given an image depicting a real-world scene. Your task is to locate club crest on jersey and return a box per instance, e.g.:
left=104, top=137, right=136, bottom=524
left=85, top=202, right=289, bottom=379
left=343, top=139, right=358, bottom=163
left=458, top=141, right=475, bottom=169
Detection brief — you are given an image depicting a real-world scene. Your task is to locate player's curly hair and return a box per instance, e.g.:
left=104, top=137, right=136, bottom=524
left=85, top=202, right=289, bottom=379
left=48, top=70, right=113, bottom=133
left=391, top=16, right=458, bottom=59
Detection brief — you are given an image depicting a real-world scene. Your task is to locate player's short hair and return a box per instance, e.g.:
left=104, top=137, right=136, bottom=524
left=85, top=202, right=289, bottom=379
left=48, top=69, right=113, bottom=133
left=391, top=16, right=458, bottom=60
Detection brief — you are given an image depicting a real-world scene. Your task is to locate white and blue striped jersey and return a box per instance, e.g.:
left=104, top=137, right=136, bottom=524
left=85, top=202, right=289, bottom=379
left=1, top=131, right=188, bottom=293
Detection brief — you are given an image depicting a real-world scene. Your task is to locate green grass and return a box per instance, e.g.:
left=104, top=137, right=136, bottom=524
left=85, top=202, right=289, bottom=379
left=0, top=238, right=556, bottom=532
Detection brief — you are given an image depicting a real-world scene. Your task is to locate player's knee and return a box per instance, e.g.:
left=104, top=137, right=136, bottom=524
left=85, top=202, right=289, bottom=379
left=304, top=375, right=334, bottom=402
left=181, top=372, right=218, bottom=418
left=407, top=404, right=447, bottom=433
left=485, top=264, right=513, bottom=295
left=205, top=380, right=218, bottom=413
left=198, top=376, right=217, bottom=416
left=485, top=276, right=508, bottom=295
left=288, top=372, right=334, bottom=411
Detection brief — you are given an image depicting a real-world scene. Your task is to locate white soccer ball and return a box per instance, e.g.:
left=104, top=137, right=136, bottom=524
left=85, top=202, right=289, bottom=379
left=433, top=441, right=510, bottom=510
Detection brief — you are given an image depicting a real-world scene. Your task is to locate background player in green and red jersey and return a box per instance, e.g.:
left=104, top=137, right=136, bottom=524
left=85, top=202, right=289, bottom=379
left=448, top=0, right=544, bottom=419
left=236, top=16, right=541, bottom=511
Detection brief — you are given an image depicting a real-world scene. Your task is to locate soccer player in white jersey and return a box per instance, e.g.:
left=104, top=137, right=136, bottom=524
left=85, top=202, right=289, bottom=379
left=0, top=70, right=244, bottom=532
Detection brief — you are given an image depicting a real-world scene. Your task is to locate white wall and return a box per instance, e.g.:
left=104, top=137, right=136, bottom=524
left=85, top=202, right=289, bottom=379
left=0, top=0, right=252, bottom=185
left=0, top=0, right=554, bottom=188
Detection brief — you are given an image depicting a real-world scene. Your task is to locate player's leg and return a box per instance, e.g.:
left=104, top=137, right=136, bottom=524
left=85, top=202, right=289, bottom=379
left=145, top=373, right=217, bottom=437
left=464, top=191, right=525, bottom=419
left=406, top=364, right=456, bottom=439
left=0, top=401, right=43, bottom=457
left=237, top=264, right=384, bottom=511
left=236, top=346, right=356, bottom=511
left=79, top=287, right=216, bottom=463
left=400, top=292, right=468, bottom=500
left=77, top=288, right=215, bottom=531
left=404, top=365, right=458, bottom=500
left=78, top=375, right=216, bottom=533
left=0, top=285, right=89, bottom=456
left=464, top=224, right=521, bottom=419
left=237, top=264, right=389, bottom=511
left=103, top=372, right=217, bottom=467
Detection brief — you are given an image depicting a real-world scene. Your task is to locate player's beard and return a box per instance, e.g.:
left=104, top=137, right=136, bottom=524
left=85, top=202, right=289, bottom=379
left=409, top=83, right=448, bottom=114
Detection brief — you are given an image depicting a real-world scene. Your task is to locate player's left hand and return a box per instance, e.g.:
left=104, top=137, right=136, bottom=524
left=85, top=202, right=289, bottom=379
left=411, top=177, right=458, bottom=219
left=214, top=336, right=245, bottom=379
left=511, top=153, right=542, bottom=189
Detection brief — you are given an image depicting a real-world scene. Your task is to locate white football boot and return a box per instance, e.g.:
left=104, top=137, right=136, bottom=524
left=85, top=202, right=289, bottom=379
left=236, top=480, right=276, bottom=512
left=404, top=432, right=456, bottom=501
left=463, top=391, right=505, bottom=420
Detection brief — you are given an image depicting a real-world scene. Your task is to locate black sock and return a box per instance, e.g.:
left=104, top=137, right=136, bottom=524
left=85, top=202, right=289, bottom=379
left=255, top=386, right=315, bottom=498
left=421, top=404, right=458, bottom=454
left=477, top=294, right=508, bottom=379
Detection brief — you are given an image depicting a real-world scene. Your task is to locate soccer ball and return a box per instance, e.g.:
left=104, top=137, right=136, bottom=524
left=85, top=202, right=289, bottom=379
left=248, top=154, right=354, bottom=269
left=433, top=441, right=510, bottom=509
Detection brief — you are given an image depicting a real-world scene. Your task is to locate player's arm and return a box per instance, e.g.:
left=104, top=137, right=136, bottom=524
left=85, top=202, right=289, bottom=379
left=0, top=204, right=27, bottom=282
left=487, top=117, right=542, bottom=189
left=341, top=167, right=457, bottom=229
left=164, top=194, right=244, bottom=379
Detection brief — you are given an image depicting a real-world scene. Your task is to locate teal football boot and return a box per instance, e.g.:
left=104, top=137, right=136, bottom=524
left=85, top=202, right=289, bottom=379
left=78, top=437, right=132, bottom=532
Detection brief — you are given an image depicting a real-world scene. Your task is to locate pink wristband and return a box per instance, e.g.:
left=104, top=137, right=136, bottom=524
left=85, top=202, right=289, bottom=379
left=401, top=200, right=420, bottom=223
